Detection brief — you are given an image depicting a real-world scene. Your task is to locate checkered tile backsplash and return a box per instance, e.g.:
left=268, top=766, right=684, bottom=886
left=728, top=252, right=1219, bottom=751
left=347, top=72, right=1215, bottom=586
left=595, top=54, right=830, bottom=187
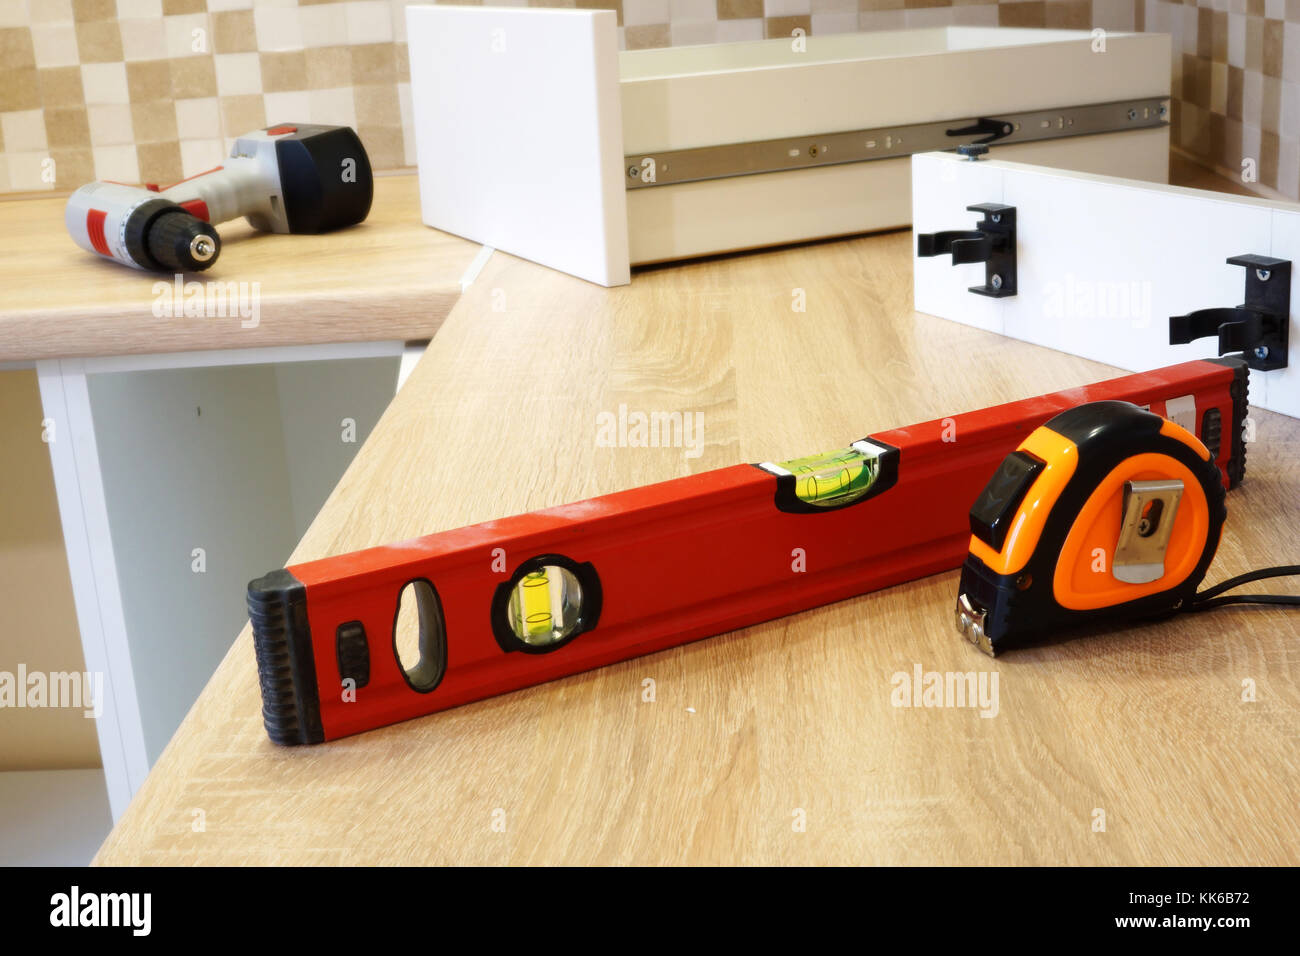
left=0, top=1, right=1293, bottom=199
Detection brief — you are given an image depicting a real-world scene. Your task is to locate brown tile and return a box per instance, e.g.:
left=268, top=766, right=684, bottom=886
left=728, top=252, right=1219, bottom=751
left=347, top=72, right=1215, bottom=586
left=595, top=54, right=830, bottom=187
left=1221, top=117, right=1243, bottom=169
left=39, top=67, right=86, bottom=109
left=1259, top=129, right=1278, bottom=188
left=76, top=20, right=124, bottom=63
left=765, top=15, right=812, bottom=38
left=1288, top=0, right=1300, bottom=20
left=1197, top=8, right=1212, bottom=59
left=999, top=2, right=1045, bottom=27
left=162, top=0, right=207, bottom=14
left=1245, top=16, right=1263, bottom=71
left=132, top=100, right=178, bottom=142
left=1227, top=64, right=1244, bottom=120
left=50, top=148, right=95, bottom=187
left=1045, top=0, right=1091, bottom=28
left=73, top=0, right=117, bottom=21
left=356, top=125, right=404, bottom=171
left=395, top=43, right=408, bottom=84
left=45, top=109, right=92, bottom=149
left=261, top=50, right=308, bottom=92
left=1213, top=10, right=1227, bottom=63
left=221, top=93, right=266, bottom=135
left=1246, top=0, right=1263, bottom=15
left=624, top=23, right=669, bottom=50
left=212, top=9, right=257, bottom=54
left=137, top=141, right=182, bottom=186
left=1261, top=74, right=1281, bottom=132
left=1180, top=101, right=1211, bottom=158
left=718, top=0, right=762, bottom=16
left=0, top=68, right=41, bottom=112
left=354, top=85, right=401, bottom=127
left=1136, top=0, right=1144, bottom=30
left=906, top=0, right=951, bottom=7
left=128, top=60, right=173, bottom=102
left=1262, top=19, right=1283, bottom=77
left=170, top=55, right=217, bottom=98
left=351, top=43, right=397, bottom=85
left=306, top=46, right=351, bottom=88
left=860, top=0, right=906, bottom=9
left=0, top=26, right=35, bottom=69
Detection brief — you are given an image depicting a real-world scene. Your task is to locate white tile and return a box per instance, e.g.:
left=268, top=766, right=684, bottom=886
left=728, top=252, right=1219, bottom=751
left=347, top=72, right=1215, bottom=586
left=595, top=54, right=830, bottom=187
left=1265, top=0, right=1284, bottom=18
left=115, top=0, right=163, bottom=17
left=345, top=1, right=393, bottom=44
left=670, top=0, right=716, bottom=21
left=81, top=63, right=130, bottom=105
left=952, top=4, right=998, bottom=26
left=1, top=110, right=47, bottom=151
left=1284, top=22, right=1300, bottom=85
left=669, top=20, right=717, bottom=47
left=214, top=52, right=263, bottom=96
left=0, top=0, right=26, bottom=28
left=164, top=13, right=210, bottom=59
left=1092, top=0, right=1135, bottom=32
left=301, top=3, right=349, bottom=48
left=624, top=0, right=671, bottom=28
left=859, top=10, right=906, bottom=31
left=120, top=18, right=168, bottom=62
left=1277, top=140, right=1299, bottom=200
left=206, top=0, right=254, bottom=10
left=263, top=90, right=312, bottom=126
left=7, top=152, right=54, bottom=192
left=93, top=144, right=141, bottom=185
left=1228, top=14, right=1245, bottom=69
left=254, top=4, right=304, bottom=52
left=86, top=104, right=134, bottom=146
left=309, top=86, right=356, bottom=128
left=1242, top=123, right=1261, bottom=170
left=811, top=0, right=855, bottom=12
left=1281, top=81, right=1300, bottom=141
left=765, top=0, right=811, bottom=16
left=179, top=138, right=226, bottom=178
left=904, top=8, right=954, bottom=28
left=809, top=11, right=857, bottom=36
left=717, top=18, right=764, bottom=42
left=1244, top=67, right=1263, bottom=123
left=175, top=96, right=222, bottom=140
left=30, top=22, right=79, bottom=69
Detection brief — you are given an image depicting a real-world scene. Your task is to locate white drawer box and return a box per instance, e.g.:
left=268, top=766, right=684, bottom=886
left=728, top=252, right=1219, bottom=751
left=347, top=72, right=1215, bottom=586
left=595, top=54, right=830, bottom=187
left=407, top=8, right=1170, bottom=287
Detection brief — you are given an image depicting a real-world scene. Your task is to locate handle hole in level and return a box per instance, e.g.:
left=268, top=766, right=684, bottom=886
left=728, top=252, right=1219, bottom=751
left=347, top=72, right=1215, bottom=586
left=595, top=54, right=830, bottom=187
left=392, top=578, right=447, bottom=693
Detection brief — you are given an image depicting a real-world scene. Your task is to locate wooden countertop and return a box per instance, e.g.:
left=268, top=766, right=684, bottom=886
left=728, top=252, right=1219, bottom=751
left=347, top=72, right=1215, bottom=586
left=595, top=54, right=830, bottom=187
left=0, top=175, right=481, bottom=363
left=94, top=183, right=1299, bottom=864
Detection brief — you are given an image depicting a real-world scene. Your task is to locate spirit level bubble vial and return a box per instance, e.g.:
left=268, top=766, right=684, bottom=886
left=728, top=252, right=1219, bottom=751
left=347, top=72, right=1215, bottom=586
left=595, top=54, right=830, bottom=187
left=249, top=358, right=1248, bottom=745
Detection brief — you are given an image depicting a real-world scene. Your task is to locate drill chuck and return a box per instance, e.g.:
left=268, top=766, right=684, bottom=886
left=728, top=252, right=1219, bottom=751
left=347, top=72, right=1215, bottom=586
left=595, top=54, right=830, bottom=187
left=144, top=208, right=221, bottom=272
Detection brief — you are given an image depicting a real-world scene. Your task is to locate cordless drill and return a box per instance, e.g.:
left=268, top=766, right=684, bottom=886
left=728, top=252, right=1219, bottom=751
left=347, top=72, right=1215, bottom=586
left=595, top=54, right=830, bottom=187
left=66, top=124, right=373, bottom=273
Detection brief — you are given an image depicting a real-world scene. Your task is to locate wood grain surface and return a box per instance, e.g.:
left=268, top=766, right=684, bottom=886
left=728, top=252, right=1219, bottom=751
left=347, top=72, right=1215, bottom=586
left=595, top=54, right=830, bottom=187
left=0, top=175, right=480, bottom=362
left=95, top=221, right=1299, bottom=865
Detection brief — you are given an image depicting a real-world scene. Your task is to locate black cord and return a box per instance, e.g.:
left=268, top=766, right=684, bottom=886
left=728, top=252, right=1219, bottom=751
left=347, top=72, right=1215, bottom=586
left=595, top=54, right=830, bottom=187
left=1187, top=564, right=1300, bottom=613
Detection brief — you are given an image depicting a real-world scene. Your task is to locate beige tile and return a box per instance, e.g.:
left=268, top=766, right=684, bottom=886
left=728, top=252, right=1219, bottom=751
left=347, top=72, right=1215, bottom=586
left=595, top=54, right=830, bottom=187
left=29, top=1, right=74, bottom=26
left=131, top=100, right=178, bottom=142
left=998, top=1, right=1046, bottom=26
left=162, top=0, right=206, bottom=14
left=1, top=110, right=48, bottom=151
left=75, top=19, right=124, bottom=62
left=356, top=124, right=404, bottom=170
left=261, top=50, right=309, bottom=92
left=175, top=96, right=222, bottom=140
left=45, top=108, right=91, bottom=148
left=719, top=0, right=763, bottom=15
left=220, top=93, right=266, bottom=136
left=7, top=152, right=55, bottom=192
left=49, top=147, right=95, bottom=187
left=764, top=14, right=812, bottom=36
left=1262, top=18, right=1283, bottom=76
left=353, top=84, right=401, bottom=126
left=1260, top=128, right=1279, bottom=186
left=171, top=55, right=219, bottom=98
left=87, top=103, right=135, bottom=145
left=1044, top=0, right=1092, bottom=28
left=350, top=42, right=397, bottom=85
left=163, top=12, right=210, bottom=59
left=38, top=66, right=86, bottom=109
left=0, top=25, right=35, bottom=68
left=137, top=140, right=182, bottom=186
left=305, top=46, right=351, bottom=88
left=395, top=41, right=408, bottom=83
left=73, top=0, right=116, bottom=21
left=213, top=9, right=257, bottom=54
left=179, top=138, right=225, bottom=178
left=309, top=86, right=355, bottom=126
left=626, top=24, right=672, bottom=48
left=127, top=59, right=173, bottom=103
left=0, top=69, right=42, bottom=112
left=213, top=52, right=263, bottom=96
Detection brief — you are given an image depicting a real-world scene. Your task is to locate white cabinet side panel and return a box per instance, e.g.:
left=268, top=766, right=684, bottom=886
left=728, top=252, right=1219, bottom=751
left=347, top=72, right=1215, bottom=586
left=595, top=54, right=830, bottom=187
left=911, top=152, right=1300, bottom=419
left=406, top=6, right=629, bottom=287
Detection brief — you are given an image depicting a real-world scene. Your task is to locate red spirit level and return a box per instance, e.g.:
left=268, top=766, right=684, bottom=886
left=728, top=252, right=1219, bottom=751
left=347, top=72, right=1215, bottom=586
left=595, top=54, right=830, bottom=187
left=249, top=358, right=1247, bottom=744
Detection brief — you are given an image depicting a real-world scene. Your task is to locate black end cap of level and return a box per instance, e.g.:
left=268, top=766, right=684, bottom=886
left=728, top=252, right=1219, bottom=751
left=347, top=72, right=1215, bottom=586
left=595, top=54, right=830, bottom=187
left=248, top=567, right=324, bottom=745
